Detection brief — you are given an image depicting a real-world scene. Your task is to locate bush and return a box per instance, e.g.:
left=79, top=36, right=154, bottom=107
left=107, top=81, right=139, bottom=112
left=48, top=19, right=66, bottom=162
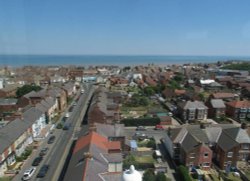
left=143, top=169, right=156, bottom=181
left=56, top=122, right=63, bottom=129
left=16, top=147, right=33, bottom=162
left=147, top=139, right=156, bottom=149
left=155, top=172, right=168, bottom=181
left=121, top=118, right=160, bottom=126
left=16, top=84, right=42, bottom=98
left=177, top=165, right=192, bottom=181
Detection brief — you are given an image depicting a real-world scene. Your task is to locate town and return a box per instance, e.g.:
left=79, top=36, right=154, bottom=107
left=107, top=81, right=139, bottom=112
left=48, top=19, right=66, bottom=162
left=0, top=61, right=249, bottom=181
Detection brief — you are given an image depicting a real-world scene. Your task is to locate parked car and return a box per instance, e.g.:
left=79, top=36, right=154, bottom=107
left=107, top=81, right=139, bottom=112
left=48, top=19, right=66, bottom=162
left=65, top=112, right=70, bottom=118
left=32, top=157, right=43, bottom=166
left=22, top=167, right=36, bottom=180
left=39, top=147, right=49, bottom=157
left=36, top=165, right=49, bottom=178
left=63, top=123, right=71, bottom=130
left=47, top=135, right=56, bottom=144
left=155, top=125, right=164, bottom=130
left=136, top=126, right=147, bottom=131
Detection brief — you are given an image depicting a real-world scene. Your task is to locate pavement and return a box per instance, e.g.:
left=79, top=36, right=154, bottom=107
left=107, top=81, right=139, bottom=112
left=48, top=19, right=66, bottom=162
left=12, top=83, right=94, bottom=181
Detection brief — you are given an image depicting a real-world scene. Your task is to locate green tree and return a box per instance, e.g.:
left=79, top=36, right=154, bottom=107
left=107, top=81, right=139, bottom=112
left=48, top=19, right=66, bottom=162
left=177, top=165, right=192, bottom=181
left=155, top=172, right=168, bottom=181
left=16, top=84, right=42, bottom=98
left=147, top=139, right=156, bottom=149
left=143, top=169, right=156, bottom=181
left=123, top=154, right=138, bottom=169
left=143, top=87, right=155, bottom=96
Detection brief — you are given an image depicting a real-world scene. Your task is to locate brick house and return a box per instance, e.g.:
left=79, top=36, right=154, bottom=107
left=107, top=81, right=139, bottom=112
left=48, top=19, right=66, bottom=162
left=64, top=131, right=122, bottom=181
left=0, top=98, right=18, bottom=114
left=177, top=101, right=208, bottom=123
left=0, top=85, right=20, bottom=98
left=206, top=99, right=226, bottom=119
left=163, top=126, right=213, bottom=170
left=225, top=100, right=250, bottom=121
left=210, top=92, right=237, bottom=102
left=163, top=124, right=250, bottom=170
left=0, top=119, right=33, bottom=176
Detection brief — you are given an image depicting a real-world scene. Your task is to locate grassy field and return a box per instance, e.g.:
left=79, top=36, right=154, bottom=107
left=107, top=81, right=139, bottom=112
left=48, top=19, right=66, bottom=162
left=135, top=155, right=155, bottom=164
left=244, top=170, right=250, bottom=180
left=0, top=177, right=12, bottom=181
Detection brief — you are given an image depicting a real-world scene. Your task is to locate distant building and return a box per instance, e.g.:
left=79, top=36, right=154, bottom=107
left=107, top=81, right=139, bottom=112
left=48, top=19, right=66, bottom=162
left=207, top=99, right=226, bottom=119
left=177, top=101, right=208, bottom=123
left=226, top=100, right=250, bottom=121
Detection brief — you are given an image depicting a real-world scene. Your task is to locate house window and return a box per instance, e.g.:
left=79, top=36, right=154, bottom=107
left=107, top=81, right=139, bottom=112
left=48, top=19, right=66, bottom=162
left=190, top=153, right=195, bottom=158
left=239, top=113, right=246, bottom=119
left=189, top=162, right=194, bottom=168
left=227, top=152, right=233, bottom=158
left=204, top=152, right=209, bottom=158
left=242, top=144, right=250, bottom=150
left=203, top=162, right=210, bottom=167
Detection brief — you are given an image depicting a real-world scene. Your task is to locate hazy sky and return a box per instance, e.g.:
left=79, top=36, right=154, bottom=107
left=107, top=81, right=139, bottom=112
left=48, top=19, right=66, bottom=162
left=1, top=0, right=250, bottom=56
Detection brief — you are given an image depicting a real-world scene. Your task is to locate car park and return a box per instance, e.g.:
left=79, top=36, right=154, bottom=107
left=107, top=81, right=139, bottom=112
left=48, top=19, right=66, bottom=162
left=22, top=167, right=36, bottom=180
left=32, top=156, right=43, bottom=166
left=36, top=165, right=49, bottom=178
left=39, top=147, right=49, bottom=157
left=47, top=135, right=56, bottom=144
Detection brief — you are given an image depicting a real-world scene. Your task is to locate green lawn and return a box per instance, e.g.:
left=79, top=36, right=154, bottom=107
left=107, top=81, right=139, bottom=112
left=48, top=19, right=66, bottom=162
left=209, top=174, right=220, bottom=181
left=226, top=173, right=242, bottom=181
left=135, top=155, right=155, bottom=164
left=0, top=177, right=12, bottom=181
left=244, top=170, right=250, bottom=180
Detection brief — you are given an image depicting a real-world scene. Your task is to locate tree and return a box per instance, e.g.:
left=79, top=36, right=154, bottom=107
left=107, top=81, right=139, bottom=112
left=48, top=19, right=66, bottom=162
left=143, top=169, right=156, bottom=181
left=16, top=84, right=42, bottom=98
left=123, top=154, right=138, bottom=169
left=177, top=165, right=192, bottom=181
left=147, top=139, right=156, bottom=149
left=155, top=172, right=168, bottom=181
left=143, top=87, right=155, bottom=96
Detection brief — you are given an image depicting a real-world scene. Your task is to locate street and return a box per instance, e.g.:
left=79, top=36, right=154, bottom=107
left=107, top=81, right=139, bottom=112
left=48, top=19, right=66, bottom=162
left=12, top=83, right=94, bottom=181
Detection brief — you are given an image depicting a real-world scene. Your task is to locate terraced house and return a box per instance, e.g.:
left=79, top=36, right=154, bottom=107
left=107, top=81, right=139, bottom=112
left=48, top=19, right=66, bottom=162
left=163, top=124, right=250, bottom=170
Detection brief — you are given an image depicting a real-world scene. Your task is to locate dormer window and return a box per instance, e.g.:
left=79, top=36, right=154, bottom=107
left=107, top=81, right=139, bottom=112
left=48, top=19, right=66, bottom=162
left=227, top=152, right=233, bottom=158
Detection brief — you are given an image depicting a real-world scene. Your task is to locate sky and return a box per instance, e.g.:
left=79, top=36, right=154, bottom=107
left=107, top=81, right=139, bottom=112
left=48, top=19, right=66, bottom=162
left=0, top=0, right=250, bottom=56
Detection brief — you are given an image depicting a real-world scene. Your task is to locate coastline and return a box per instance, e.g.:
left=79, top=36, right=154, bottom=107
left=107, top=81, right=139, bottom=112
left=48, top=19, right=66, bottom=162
left=0, top=54, right=250, bottom=67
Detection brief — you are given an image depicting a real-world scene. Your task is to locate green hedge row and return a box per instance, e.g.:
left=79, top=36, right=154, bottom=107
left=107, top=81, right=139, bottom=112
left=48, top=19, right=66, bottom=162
left=121, top=117, right=160, bottom=126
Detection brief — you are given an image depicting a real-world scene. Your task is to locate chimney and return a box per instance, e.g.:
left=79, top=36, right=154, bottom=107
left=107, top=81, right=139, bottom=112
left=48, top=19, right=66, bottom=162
left=241, top=123, right=247, bottom=129
left=200, top=122, right=206, bottom=129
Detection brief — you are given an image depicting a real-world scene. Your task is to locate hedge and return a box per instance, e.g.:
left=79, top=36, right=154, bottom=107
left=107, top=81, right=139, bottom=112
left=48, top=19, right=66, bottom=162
left=177, top=165, right=193, bottom=181
left=121, top=117, right=160, bottom=126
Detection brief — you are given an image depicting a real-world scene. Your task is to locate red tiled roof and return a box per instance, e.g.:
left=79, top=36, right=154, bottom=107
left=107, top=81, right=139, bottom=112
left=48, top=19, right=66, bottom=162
left=212, top=92, right=235, bottom=99
left=226, top=100, right=250, bottom=108
left=104, top=141, right=121, bottom=150
left=73, top=131, right=108, bottom=154
left=174, top=89, right=186, bottom=95
left=73, top=131, right=121, bottom=154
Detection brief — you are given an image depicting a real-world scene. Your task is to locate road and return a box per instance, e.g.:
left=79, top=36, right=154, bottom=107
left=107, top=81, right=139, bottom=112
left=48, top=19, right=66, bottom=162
left=13, top=83, right=94, bottom=181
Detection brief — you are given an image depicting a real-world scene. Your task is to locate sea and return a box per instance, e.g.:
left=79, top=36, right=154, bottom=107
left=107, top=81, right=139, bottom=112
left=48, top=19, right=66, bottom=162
left=0, top=55, right=249, bottom=67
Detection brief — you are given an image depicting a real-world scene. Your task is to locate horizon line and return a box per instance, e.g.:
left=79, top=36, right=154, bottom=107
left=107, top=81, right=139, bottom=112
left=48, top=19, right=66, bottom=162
left=1, top=54, right=250, bottom=57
